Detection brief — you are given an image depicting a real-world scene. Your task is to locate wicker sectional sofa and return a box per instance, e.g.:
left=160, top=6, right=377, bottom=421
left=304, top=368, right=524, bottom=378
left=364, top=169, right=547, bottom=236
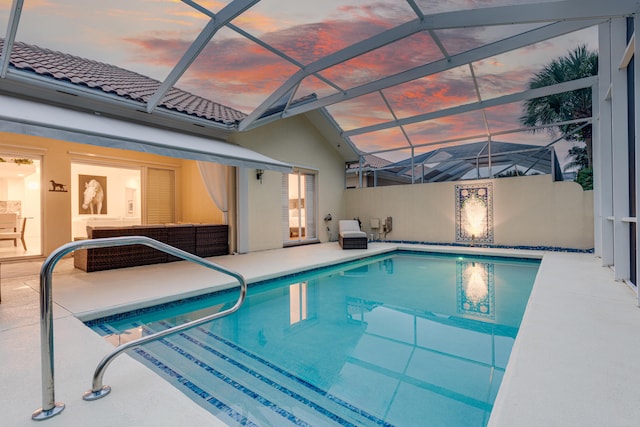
left=74, top=223, right=228, bottom=272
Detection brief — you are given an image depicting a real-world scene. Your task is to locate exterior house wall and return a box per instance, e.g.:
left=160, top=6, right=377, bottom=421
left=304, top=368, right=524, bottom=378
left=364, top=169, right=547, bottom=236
left=230, top=115, right=346, bottom=252
left=345, top=174, right=594, bottom=250
left=1, top=132, right=223, bottom=256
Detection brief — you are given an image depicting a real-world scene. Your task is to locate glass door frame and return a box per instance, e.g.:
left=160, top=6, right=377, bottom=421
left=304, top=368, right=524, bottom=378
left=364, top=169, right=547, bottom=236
left=283, top=168, right=318, bottom=246
left=0, top=147, right=43, bottom=260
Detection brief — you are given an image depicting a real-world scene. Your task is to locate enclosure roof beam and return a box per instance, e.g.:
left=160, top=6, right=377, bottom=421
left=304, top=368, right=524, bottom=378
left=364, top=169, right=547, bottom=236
left=0, top=0, right=23, bottom=78
left=146, top=0, right=260, bottom=114
left=343, top=76, right=597, bottom=137
left=241, top=0, right=628, bottom=130
left=275, top=20, right=601, bottom=125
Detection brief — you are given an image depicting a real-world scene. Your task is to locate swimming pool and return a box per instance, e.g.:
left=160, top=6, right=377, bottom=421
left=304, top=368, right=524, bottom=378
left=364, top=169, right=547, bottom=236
left=87, top=251, right=539, bottom=426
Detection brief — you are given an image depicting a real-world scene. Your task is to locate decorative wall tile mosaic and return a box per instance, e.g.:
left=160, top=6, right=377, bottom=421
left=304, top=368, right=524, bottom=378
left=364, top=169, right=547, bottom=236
left=455, top=182, right=494, bottom=244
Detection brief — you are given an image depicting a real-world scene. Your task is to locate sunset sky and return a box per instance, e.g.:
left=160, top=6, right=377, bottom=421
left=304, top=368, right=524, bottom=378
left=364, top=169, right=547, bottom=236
left=1, top=0, right=598, bottom=163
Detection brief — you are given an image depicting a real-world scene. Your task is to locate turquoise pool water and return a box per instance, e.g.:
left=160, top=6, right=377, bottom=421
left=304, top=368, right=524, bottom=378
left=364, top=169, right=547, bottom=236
left=87, top=251, right=539, bottom=427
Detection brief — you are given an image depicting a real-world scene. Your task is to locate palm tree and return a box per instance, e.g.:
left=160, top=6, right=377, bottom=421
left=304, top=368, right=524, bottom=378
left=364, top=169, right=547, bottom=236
left=563, top=145, right=589, bottom=172
left=520, top=45, right=598, bottom=170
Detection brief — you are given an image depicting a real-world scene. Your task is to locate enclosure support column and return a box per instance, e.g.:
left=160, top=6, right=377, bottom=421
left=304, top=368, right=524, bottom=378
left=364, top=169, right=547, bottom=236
left=236, top=167, right=249, bottom=254
left=597, top=21, right=615, bottom=266
left=611, top=17, right=631, bottom=281
left=634, top=14, right=640, bottom=303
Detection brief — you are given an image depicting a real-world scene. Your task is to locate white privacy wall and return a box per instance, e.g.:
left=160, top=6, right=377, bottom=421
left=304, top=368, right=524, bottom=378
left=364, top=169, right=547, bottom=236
left=345, top=175, right=594, bottom=250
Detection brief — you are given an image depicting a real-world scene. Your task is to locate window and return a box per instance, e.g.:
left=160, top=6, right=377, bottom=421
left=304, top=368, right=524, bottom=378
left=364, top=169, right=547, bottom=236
left=146, top=168, right=175, bottom=224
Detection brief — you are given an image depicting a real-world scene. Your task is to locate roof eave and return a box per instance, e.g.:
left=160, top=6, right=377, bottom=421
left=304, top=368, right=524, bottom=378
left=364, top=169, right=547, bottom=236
left=0, top=69, right=238, bottom=139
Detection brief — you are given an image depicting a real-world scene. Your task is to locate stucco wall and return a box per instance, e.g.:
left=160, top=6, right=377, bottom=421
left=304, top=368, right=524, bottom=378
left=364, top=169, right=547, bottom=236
left=1, top=133, right=223, bottom=257
left=231, top=115, right=346, bottom=252
left=345, top=175, right=594, bottom=250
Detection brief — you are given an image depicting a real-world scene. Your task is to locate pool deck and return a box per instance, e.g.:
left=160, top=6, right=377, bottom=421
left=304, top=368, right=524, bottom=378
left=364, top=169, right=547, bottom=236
left=0, top=242, right=638, bottom=426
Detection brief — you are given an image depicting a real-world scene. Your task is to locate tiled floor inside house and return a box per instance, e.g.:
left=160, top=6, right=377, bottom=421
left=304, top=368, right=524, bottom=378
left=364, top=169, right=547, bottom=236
left=1, top=243, right=639, bottom=427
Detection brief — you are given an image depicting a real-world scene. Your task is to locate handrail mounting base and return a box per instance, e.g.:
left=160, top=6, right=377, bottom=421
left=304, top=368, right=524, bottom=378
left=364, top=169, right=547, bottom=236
left=82, top=385, right=111, bottom=401
left=32, top=403, right=65, bottom=421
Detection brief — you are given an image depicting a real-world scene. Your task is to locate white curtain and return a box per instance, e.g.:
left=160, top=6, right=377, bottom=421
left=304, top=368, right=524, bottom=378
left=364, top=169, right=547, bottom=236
left=197, top=161, right=228, bottom=224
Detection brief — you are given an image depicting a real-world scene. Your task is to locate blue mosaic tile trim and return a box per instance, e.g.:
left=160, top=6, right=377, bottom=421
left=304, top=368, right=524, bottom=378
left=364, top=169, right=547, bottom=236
left=392, top=249, right=541, bottom=264
left=382, top=240, right=594, bottom=253
left=84, top=297, right=235, bottom=328
left=138, top=325, right=317, bottom=427
left=95, top=323, right=115, bottom=336
left=195, top=326, right=393, bottom=427
left=133, top=347, right=258, bottom=427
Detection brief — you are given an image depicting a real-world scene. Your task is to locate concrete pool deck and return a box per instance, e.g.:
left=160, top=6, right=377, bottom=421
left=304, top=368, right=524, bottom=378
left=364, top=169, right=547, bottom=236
left=0, top=242, right=638, bottom=426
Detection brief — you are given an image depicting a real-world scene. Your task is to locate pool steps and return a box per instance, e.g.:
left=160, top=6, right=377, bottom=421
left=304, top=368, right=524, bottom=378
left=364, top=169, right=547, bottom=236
left=134, top=321, right=389, bottom=427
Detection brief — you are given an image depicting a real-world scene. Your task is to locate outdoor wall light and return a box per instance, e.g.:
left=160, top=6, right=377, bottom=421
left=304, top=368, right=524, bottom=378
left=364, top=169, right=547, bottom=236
left=256, top=169, right=264, bottom=182
left=463, top=197, right=486, bottom=238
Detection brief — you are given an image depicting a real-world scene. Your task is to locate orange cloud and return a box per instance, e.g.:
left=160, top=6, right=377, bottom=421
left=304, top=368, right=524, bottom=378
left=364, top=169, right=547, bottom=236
left=20, top=0, right=54, bottom=10
left=326, top=93, right=395, bottom=130
left=350, top=127, right=411, bottom=153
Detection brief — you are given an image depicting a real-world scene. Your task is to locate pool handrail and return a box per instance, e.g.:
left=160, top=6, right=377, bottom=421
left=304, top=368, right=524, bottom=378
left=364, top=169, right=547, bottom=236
left=32, top=236, right=247, bottom=421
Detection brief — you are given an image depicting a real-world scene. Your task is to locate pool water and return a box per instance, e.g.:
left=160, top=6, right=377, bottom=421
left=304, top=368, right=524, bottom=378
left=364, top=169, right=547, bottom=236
left=87, top=251, right=539, bottom=427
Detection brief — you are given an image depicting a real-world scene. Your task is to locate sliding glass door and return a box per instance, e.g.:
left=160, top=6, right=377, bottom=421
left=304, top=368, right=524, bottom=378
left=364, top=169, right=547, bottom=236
left=0, top=151, right=42, bottom=259
left=283, top=169, right=316, bottom=244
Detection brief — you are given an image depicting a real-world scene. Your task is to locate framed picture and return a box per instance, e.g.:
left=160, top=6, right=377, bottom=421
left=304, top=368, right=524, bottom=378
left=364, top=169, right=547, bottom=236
left=79, top=175, right=107, bottom=215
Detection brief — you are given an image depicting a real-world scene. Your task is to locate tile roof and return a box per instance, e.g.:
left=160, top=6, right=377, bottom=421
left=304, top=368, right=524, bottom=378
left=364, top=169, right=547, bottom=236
left=1, top=39, right=247, bottom=125
left=346, top=154, right=392, bottom=169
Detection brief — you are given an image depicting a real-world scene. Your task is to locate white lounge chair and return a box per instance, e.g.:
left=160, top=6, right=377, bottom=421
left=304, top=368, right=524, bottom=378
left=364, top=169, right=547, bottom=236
left=338, top=220, right=367, bottom=249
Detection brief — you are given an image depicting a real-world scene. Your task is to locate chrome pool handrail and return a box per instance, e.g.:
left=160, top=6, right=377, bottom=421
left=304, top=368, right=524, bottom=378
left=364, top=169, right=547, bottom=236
left=32, top=236, right=247, bottom=421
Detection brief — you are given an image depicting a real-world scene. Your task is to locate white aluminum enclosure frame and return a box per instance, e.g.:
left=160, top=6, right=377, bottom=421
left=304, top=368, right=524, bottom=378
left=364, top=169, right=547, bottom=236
left=594, top=16, right=640, bottom=305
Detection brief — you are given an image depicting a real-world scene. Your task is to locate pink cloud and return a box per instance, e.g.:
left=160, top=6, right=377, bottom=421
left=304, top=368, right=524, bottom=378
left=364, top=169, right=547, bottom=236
left=117, top=3, right=582, bottom=154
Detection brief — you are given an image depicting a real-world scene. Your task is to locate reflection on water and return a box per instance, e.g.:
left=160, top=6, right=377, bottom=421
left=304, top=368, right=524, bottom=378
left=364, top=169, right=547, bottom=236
left=289, top=282, right=308, bottom=325
left=457, top=261, right=494, bottom=319
left=89, top=253, right=537, bottom=427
